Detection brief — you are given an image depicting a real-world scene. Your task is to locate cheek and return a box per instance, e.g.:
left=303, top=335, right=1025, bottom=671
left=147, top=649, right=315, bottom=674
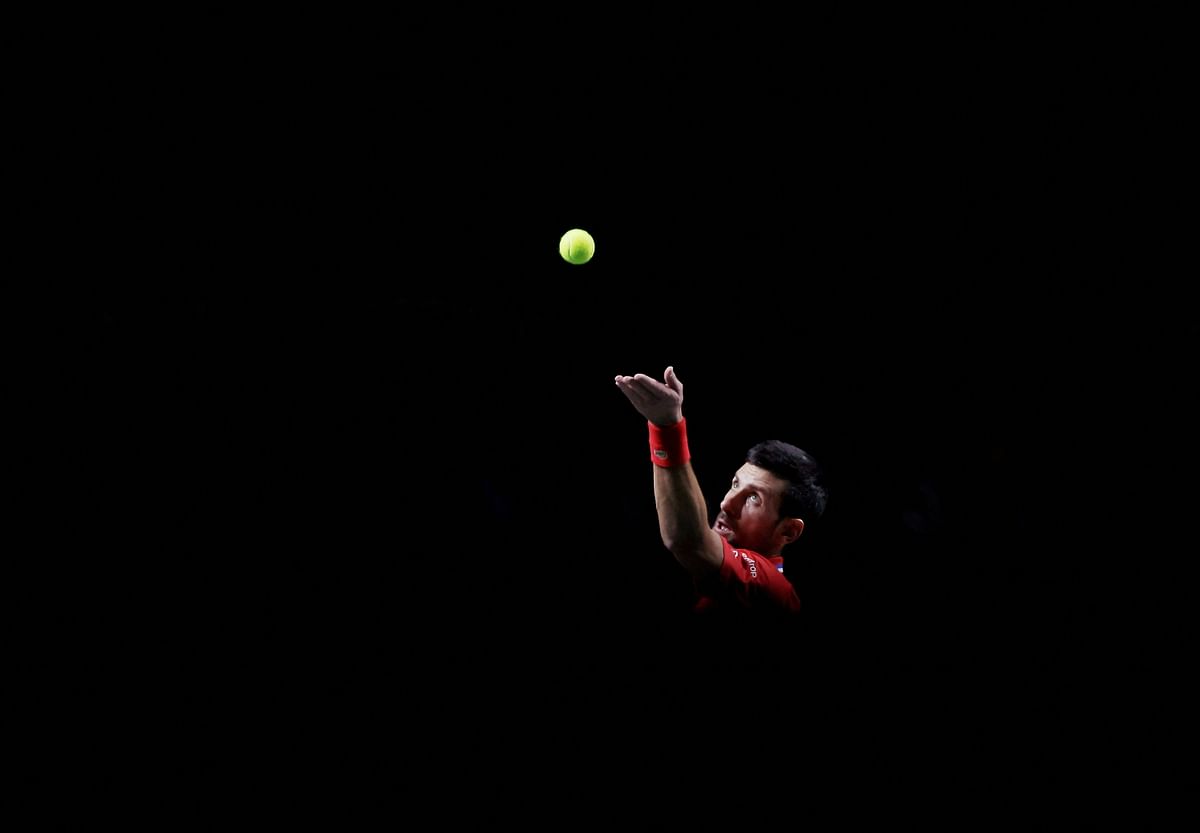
left=755, top=505, right=779, bottom=527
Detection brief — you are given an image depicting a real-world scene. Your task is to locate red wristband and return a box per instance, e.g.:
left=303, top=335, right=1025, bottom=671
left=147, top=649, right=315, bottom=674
left=648, top=419, right=690, bottom=467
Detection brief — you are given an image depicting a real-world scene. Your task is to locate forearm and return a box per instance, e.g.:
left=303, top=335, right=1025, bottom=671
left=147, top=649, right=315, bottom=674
left=613, top=370, right=723, bottom=574
left=652, top=464, right=722, bottom=575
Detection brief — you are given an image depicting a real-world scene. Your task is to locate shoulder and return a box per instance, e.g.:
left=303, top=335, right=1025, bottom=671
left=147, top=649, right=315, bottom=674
left=722, top=545, right=770, bottom=581
left=717, top=545, right=801, bottom=612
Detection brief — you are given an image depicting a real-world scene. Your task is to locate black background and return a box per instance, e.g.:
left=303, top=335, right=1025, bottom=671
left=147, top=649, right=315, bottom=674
left=48, top=18, right=1165, bottom=823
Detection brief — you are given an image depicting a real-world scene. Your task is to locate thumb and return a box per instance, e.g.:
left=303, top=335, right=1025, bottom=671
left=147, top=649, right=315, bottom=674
left=665, top=365, right=683, bottom=393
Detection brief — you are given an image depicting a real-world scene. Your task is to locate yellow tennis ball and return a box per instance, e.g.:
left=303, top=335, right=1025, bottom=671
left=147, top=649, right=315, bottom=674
left=559, top=228, right=595, bottom=265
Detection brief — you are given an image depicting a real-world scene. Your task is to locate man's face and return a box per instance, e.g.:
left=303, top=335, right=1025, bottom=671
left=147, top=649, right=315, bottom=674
left=712, top=463, right=788, bottom=554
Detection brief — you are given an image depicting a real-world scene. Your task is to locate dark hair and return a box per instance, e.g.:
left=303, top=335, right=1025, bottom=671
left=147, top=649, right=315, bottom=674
left=746, top=440, right=827, bottom=523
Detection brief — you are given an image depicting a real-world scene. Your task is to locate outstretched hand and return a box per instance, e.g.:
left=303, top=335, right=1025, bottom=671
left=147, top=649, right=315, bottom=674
left=614, top=366, right=685, bottom=426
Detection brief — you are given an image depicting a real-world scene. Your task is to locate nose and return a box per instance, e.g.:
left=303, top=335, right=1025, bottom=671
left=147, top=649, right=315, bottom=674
left=719, top=492, right=738, bottom=516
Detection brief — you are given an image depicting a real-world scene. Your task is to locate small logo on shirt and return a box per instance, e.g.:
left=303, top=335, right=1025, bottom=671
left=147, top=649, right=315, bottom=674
left=735, top=550, right=758, bottom=578
left=654, top=450, right=668, bottom=459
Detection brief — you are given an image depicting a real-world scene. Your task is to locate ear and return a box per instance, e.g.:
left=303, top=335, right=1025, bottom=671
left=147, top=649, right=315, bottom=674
left=784, top=518, right=805, bottom=543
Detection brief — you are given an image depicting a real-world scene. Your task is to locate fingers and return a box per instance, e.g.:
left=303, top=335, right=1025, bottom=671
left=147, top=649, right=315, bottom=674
left=615, top=375, right=652, bottom=393
left=616, top=373, right=666, bottom=406
left=616, top=372, right=679, bottom=395
left=615, top=373, right=658, bottom=389
left=619, top=374, right=676, bottom=393
left=616, top=376, right=653, bottom=404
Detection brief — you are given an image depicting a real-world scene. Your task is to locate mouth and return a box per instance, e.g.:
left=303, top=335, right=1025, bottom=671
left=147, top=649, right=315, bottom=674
left=714, top=518, right=734, bottom=539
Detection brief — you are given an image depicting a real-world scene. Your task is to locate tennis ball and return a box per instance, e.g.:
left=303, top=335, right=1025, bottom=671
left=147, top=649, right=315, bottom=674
left=559, top=228, right=595, bottom=265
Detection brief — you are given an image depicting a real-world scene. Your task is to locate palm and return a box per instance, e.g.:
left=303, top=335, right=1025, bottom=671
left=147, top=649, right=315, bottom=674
left=614, top=366, right=684, bottom=426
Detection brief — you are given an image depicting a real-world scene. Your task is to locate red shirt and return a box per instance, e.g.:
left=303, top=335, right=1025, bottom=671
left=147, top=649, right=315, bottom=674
left=693, top=538, right=801, bottom=615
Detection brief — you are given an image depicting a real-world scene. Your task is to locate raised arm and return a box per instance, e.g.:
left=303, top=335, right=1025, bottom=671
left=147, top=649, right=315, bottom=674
left=614, top=367, right=724, bottom=578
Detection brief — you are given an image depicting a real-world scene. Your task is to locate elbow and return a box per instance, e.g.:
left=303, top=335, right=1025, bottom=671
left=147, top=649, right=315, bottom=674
left=662, top=529, right=715, bottom=565
left=665, top=536, right=721, bottom=579
left=661, top=529, right=704, bottom=554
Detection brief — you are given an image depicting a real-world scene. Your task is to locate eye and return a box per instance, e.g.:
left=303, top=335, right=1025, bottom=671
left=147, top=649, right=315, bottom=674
left=749, top=494, right=760, bottom=503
